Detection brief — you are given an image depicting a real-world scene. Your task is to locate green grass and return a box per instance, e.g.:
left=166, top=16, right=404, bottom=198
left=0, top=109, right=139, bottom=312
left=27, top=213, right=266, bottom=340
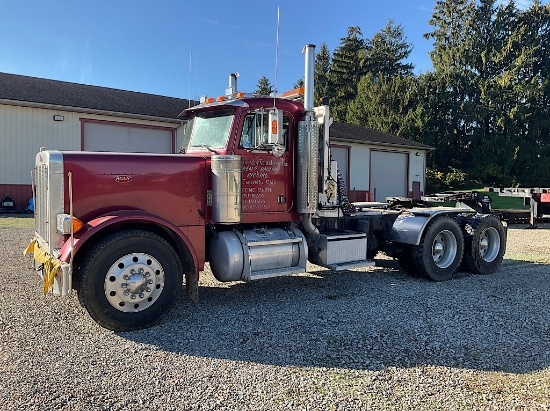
left=0, top=216, right=34, bottom=228
left=482, top=190, right=530, bottom=210
left=503, top=252, right=550, bottom=264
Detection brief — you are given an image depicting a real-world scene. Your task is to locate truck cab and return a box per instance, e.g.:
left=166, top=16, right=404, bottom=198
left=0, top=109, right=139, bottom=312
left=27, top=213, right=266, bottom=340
left=181, top=97, right=302, bottom=223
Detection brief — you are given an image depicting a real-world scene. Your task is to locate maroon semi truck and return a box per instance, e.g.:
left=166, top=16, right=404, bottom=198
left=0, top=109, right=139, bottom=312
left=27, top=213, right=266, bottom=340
left=26, top=45, right=507, bottom=330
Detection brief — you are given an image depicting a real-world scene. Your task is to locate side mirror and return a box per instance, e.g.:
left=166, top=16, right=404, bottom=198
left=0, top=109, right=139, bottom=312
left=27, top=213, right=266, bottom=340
left=268, top=109, right=283, bottom=145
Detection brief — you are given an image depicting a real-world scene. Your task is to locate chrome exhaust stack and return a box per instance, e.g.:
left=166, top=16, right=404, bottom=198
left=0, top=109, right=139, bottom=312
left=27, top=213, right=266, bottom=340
left=303, top=44, right=315, bottom=111
left=297, top=44, right=320, bottom=244
left=226, top=73, right=239, bottom=97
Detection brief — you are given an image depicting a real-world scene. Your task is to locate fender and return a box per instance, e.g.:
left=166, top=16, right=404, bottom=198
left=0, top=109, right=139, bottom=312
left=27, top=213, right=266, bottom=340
left=59, top=210, right=202, bottom=277
left=388, top=207, right=472, bottom=245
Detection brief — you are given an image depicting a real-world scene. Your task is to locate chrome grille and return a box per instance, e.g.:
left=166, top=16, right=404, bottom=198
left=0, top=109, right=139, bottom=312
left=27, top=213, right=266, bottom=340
left=35, top=163, right=49, bottom=241
left=34, top=151, right=64, bottom=255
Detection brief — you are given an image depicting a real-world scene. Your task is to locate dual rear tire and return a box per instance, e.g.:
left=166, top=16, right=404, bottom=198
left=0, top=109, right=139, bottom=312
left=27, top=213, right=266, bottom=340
left=398, top=215, right=505, bottom=281
left=461, top=214, right=506, bottom=274
left=412, top=216, right=464, bottom=281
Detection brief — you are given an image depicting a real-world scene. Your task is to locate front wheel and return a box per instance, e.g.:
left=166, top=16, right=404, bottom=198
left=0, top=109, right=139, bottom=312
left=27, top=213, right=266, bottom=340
left=462, top=215, right=506, bottom=274
left=412, top=216, right=464, bottom=281
left=78, top=230, right=183, bottom=331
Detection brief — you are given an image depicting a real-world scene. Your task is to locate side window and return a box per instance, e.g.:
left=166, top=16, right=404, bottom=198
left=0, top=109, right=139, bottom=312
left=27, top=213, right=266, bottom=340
left=240, top=113, right=289, bottom=149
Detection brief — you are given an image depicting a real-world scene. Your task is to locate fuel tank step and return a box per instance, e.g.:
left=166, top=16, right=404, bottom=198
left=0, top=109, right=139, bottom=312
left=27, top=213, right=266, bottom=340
left=323, top=259, right=375, bottom=271
left=249, top=266, right=306, bottom=280
left=308, top=232, right=374, bottom=271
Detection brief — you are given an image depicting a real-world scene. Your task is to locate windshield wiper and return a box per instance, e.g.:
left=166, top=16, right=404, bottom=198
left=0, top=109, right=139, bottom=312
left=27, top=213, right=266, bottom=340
left=192, top=144, right=220, bottom=154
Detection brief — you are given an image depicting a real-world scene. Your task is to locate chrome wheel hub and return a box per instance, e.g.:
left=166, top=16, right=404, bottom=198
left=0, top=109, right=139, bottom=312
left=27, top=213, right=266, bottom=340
left=431, top=230, right=458, bottom=269
left=479, top=227, right=500, bottom=262
left=104, top=253, right=165, bottom=312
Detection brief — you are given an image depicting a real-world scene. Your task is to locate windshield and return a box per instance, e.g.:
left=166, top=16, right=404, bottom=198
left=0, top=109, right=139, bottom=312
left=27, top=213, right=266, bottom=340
left=186, top=110, right=234, bottom=150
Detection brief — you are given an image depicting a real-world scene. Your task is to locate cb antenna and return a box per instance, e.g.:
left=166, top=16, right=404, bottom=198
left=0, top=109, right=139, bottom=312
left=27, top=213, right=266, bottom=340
left=273, top=5, right=280, bottom=108
left=188, top=50, right=192, bottom=109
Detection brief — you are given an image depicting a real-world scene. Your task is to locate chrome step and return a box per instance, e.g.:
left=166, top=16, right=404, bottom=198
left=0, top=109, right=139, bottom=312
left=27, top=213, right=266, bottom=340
left=309, top=231, right=370, bottom=270
left=249, top=266, right=306, bottom=280
left=324, top=259, right=375, bottom=271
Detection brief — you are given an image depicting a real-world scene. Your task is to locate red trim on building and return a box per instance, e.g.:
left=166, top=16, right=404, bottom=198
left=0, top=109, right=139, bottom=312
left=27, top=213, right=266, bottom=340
left=348, top=190, right=371, bottom=202
left=0, top=184, right=33, bottom=211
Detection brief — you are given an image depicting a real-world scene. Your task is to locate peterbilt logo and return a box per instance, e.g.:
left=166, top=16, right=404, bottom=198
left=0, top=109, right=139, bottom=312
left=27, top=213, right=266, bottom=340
left=114, top=175, right=132, bottom=183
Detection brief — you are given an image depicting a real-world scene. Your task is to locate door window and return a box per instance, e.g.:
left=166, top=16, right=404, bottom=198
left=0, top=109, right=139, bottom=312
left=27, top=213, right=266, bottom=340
left=239, top=113, right=289, bottom=150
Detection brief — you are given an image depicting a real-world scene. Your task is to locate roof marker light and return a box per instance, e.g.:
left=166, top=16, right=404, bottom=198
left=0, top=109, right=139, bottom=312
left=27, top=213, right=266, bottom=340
left=280, top=87, right=304, bottom=98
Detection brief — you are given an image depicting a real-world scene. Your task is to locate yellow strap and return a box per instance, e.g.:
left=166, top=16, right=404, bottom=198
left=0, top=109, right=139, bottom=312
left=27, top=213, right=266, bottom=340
left=24, top=238, right=62, bottom=295
left=23, top=238, right=35, bottom=255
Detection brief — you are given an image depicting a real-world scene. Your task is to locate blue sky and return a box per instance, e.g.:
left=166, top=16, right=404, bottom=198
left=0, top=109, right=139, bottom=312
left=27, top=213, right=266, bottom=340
left=0, top=0, right=539, bottom=101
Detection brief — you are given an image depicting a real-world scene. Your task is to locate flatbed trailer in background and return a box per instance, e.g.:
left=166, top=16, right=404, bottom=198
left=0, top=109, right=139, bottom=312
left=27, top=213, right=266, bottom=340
left=491, top=187, right=550, bottom=227
left=421, top=191, right=493, bottom=214
left=422, top=189, right=550, bottom=227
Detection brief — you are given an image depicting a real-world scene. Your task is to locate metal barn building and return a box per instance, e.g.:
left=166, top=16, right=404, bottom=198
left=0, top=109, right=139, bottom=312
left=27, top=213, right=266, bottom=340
left=0, top=72, right=431, bottom=209
left=330, top=122, right=432, bottom=202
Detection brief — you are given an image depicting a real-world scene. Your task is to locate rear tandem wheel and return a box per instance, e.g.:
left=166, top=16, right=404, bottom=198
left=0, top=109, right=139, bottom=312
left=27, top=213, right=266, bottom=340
left=411, top=216, right=464, bottom=281
left=461, top=214, right=506, bottom=274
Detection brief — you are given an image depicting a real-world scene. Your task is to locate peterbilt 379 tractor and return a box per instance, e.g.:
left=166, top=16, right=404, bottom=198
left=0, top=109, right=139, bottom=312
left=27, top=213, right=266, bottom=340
left=26, top=45, right=507, bottom=330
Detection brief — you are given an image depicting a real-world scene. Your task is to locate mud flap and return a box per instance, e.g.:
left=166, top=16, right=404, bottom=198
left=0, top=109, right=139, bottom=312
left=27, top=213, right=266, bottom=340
left=185, top=271, right=199, bottom=302
left=24, top=238, right=70, bottom=296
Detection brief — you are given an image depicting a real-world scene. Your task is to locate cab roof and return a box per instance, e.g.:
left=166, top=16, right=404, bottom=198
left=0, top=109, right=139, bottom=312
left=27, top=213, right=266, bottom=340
left=178, top=96, right=305, bottom=118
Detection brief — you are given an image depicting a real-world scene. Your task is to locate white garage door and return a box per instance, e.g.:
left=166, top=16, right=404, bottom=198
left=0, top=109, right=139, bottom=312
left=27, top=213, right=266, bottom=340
left=83, top=121, right=174, bottom=153
left=370, top=150, right=408, bottom=201
left=331, top=146, right=349, bottom=190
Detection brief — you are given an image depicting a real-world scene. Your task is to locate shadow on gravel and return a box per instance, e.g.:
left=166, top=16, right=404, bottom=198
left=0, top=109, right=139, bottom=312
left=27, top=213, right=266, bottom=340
left=122, top=259, right=550, bottom=374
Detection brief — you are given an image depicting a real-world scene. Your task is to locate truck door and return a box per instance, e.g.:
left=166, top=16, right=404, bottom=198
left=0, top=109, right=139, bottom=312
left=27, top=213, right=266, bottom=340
left=233, top=111, right=293, bottom=215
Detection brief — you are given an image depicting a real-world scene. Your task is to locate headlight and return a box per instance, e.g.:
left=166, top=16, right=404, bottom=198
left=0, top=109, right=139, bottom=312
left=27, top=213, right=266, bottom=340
left=56, top=214, right=84, bottom=234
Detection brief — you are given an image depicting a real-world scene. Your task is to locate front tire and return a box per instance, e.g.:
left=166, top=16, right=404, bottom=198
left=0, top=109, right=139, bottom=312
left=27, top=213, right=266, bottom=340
left=78, top=230, right=183, bottom=331
left=462, top=215, right=506, bottom=274
left=412, top=216, right=464, bottom=281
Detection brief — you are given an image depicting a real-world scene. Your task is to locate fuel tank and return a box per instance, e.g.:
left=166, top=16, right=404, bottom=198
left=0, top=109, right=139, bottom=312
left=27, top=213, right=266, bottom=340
left=209, top=227, right=307, bottom=282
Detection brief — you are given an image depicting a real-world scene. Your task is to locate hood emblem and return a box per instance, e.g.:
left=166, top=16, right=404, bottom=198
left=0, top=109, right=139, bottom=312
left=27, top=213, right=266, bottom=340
left=114, top=175, right=132, bottom=183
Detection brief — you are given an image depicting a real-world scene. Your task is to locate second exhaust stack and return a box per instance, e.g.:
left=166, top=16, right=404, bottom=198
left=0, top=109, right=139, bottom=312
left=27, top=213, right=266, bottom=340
left=303, top=44, right=315, bottom=111
left=297, top=44, right=320, bottom=246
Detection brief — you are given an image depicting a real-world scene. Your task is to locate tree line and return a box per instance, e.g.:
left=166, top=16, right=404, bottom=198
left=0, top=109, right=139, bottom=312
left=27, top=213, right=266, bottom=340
left=256, top=0, right=550, bottom=190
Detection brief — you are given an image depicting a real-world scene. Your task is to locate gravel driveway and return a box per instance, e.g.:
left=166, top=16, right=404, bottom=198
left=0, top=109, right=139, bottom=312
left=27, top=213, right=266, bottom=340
left=1, top=219, right=549, bottom=410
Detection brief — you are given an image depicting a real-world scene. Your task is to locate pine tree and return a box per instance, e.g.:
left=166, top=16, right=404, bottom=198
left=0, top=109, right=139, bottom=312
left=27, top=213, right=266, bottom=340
left=469, top=0, right=519, bottom=185
left=314, top=43, right=331, bottom=104
left=329, top=27, right=366, bottom=121
left=423, top=0, right=478, bottom=175
left=421, top=0, right=550, bottom=186
left=467, top=0, right=550, bottom=185
left=507, top=1, right=550, bottom=186
left=255, top=76, right=273, bottom=95
left=347, top=73, right=421, bottom=138
left=364, top=19, right=414, bottom=79
left=425, top=0, right=476, bottom=76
